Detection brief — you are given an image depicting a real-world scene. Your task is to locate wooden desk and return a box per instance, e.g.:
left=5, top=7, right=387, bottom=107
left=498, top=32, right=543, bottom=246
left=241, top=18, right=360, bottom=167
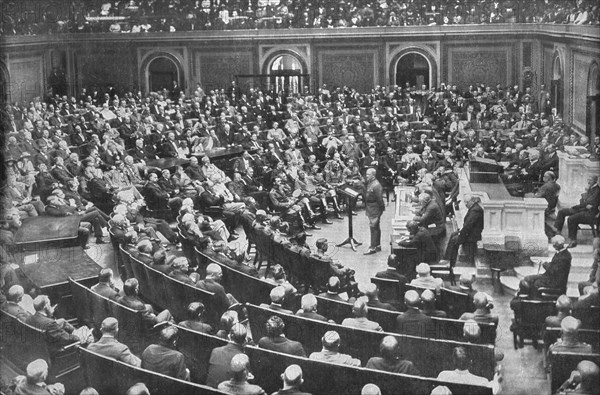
left=14, top=216, right=81, bottom=245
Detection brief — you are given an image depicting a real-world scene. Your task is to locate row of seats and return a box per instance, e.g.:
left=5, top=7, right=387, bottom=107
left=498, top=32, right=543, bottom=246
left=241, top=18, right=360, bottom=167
left=196, top=248, right=497, bottom=344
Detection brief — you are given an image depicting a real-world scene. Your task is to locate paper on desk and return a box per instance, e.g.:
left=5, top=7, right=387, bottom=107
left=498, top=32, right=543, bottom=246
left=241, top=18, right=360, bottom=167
left=23, top=253, right=38, bottom=265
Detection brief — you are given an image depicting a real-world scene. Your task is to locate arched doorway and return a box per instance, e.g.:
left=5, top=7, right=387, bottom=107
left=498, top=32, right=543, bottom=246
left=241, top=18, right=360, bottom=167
left=587, top=62, right=599, bottom=139
left=551, top=54, right=563, bottom=116
left=395, top=52, right=430, bottom=89
left=268, top=54, right=306, bottom=95
left=148, top=57, right=180, bottom=93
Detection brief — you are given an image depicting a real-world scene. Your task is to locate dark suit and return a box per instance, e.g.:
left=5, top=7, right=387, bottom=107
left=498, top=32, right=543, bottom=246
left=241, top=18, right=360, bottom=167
left=87, top=335, right=141, bottom=366
left=258, top=336, right=306, bottom=357
left=555, top=184, right=600, bottom=241
left=444, top=203, right=484, bottom=264
left=161, top=140, right=180, bottom=158
left=206, top=342, right=245, bottom=388
left=523, top=249, right=572, bottom=297
left=141, top=344, right=188, bottom=379
left=91, top=282, right=119, bottom=300
left=398, top=227, right=438, bottom=263
left=365, top=178, right=385, bottom=249
left=395, top=308, right=433, bottom=337
left=25, top=312, right=79, bottom=350
left=1, top=301, right=31, bottom=321
left=195, top=278, right=231, bottom=313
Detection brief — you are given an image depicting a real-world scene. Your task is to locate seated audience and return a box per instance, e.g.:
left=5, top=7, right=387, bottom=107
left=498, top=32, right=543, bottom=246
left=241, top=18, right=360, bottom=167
left=296, top=293, right=328, bottom=322
left=309, top=330, right=361, bottom=366
left=257, top=316, right=306, bottom=357
left=118, top=278, right=173, bottom=326
left=411, top=263, right=444, bottom=294
left=459, top=292, right=498, bottom=325
left=375, top=255, right=408, bottom=284
left=207, top=323, right=248, bottom=388
left=26, top=295, right=92, bottom=349
left=519, top=235, right=571, bottom=299
left=217, top=354, right=266, bottom=395
left=556, top=360, right=600, bottom=395
left=396, top=290, right=433, bottom=336
left=195, top=263, right=238, bottom=312
left=548, top=316, right=593, bottom=354
left=421, top=289, right=447, bottom=318
left=141, top=325, right=190, bottom=380
left=545, top=294, right=572, bottom=328
left=87, top=317, right=141, bottom=367
left=13, top=359, right=65, bottom=395
left=341, top=298, right=383, bottom=332
left=1, top=285, right=32, bottom=321
left=364, top=283, right=397, bottom=311
left=271, top=364, right=311, bottom=395
left=366, top=335, right=420, bottom=375
left=90, top=268, right=120, bottom=300
left=436, top=346, right=501, bottom=394
left=178, top=302, right=214, bottom=334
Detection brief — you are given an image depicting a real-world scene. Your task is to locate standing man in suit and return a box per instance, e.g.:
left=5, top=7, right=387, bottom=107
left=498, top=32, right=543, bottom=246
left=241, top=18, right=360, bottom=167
left=519, top=235, right=572, bottom=299
left=442, top=195, right=484, bottom=266
left=87, top=317, right=141, bottom=367
left=364, top=168, right=385, bottom=255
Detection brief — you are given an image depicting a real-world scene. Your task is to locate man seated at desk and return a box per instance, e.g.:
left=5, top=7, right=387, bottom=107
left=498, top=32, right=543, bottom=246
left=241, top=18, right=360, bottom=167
left=396, top=220, right=438, bottom=264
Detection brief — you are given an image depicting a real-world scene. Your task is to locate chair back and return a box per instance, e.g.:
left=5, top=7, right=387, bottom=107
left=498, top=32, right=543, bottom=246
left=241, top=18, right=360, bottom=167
left=371, top=277, right=402, bottom=303
left=548, top=351, right=600, bottom=394
left=245, top=345, right=492, bottom=395
left=79, top=346, right=227, bottom=395
left=543, top=327, right=600, bottom=354
left=119, top=245, right=135, bottom=280
left=245, top=303, right=496, bottom=380
left=440, top=287, right=473, bottom=319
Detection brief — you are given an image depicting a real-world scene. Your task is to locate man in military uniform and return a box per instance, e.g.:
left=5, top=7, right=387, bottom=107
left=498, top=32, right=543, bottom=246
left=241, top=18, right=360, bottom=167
left=364, top=168, right=385, bottom=255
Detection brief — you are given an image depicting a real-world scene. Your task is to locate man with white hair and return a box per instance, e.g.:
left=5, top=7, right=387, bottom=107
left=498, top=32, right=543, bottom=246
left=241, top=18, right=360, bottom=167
left=1, top=285, right=32, bottom=321
left=217, top=354, right=266, bottom=394
left=411, top=263, right=444, bottom=294
left=13, top=359, right=65, bottom=395
left=519, top=235, right=572, bottom=299
left=296, top=294, right=327, bottom=321
left=87, top=317, right=141, bottom=367
left=309, top=330, right=361, bottom=366
left=442, top=194, right=484, bottom=266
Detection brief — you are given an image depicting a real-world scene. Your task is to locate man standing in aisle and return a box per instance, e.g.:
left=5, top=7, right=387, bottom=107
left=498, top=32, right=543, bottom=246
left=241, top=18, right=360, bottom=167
left=364, top=168, right=385, bottom=255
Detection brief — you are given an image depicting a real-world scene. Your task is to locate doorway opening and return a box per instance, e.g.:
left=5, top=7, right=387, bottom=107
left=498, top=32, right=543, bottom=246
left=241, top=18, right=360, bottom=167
left=395, top=53, right=430, bottom=89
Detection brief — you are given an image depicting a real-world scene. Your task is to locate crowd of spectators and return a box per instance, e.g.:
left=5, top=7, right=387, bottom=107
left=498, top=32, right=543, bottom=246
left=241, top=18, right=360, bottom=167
left=2, top=0, right=599, bottom=35
left=1, top=75, right=599, bottom=394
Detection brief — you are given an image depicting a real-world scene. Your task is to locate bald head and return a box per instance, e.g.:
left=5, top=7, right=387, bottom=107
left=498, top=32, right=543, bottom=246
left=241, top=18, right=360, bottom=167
left=577, top=360, right=600, bottom=392
left=472, top=292, right=489, bottom=309
left=26, top=359, right=48, bottom=384
left=7, top=285, right=24, bottom=303
left=282, top=364, right=304, bottom=387
left=404, top=290, right=421, bottom=309
left=101, top=317, right=119, bottom=334
left=321, top=330, right=341, bottom=350
left=361, top=384, right=382, bottom=395
left=379, top=335, right=399, bottom=361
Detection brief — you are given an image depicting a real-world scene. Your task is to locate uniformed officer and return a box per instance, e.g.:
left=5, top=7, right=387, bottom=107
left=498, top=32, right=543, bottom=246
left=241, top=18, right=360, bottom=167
left=364, top=168, right=385, bottom=255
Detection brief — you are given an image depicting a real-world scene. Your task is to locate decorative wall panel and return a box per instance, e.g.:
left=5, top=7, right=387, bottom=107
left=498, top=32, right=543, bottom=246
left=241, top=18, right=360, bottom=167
left=448, top=47, right=511, bottom=89
left=197, top=52, right=252, bottom=91
left=318, top=50, right=376, bottom=93
left=572, top=54, right=589, bottom=130
left=75, top=47, right=136, bottom=93
left=9, top=56, right=43, bottom=103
